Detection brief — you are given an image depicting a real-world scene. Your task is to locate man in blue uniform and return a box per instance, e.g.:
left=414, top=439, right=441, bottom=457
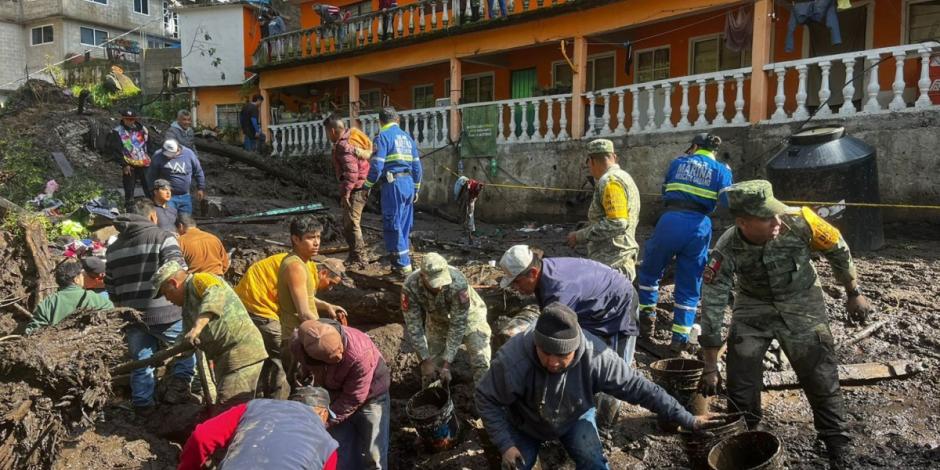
left=365, top=107, right=422, bottom=275
left=636, top=133, right=733, bottom=355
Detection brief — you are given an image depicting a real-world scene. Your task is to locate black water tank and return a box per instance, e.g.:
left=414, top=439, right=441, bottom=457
left=767, top=126, right=883, bottom=251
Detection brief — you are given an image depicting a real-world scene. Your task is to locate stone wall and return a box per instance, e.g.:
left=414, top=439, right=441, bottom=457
left=418, top=109, right=940, bottom=224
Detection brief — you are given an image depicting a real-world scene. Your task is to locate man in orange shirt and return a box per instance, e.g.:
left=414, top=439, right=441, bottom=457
left=176, top=214, right=230, bottom=276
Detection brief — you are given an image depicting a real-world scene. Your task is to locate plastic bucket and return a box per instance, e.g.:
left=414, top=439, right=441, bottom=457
left=406, top=386, right=461, bottom=452
left=679, top=414, right=748, bottom=470
left=649, top=358, right=708, bottom=415
left=707, top=431, right=785, bottom=470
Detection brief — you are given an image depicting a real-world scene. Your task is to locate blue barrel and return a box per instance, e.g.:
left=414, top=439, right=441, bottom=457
left=406, top=386, right=461, bottom=452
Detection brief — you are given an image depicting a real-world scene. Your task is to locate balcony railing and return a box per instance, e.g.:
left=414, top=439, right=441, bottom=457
left=459, top=94, right=572, bottom=143
left=252, top=0, right=569, bottom=67
left=764, top=42, right=940, bottom=122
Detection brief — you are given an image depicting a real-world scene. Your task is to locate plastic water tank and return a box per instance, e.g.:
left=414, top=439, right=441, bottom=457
left=767, top=126, right=883, bottom=251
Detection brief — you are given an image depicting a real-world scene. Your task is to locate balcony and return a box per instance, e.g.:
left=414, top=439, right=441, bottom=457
left=252, top=0, right=587, bottom=68
left=266, top=42, right=940, bottom=157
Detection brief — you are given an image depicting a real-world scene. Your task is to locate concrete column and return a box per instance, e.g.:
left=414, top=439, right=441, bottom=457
left=449, top=56, right=462, bottom=142
left=748, top=0, right=772, bottom=123
left=570, top=36, right=588, bottom=139
left=260, top=88, right=271, bottom=140
left=349, top=75, right=360, bottom=119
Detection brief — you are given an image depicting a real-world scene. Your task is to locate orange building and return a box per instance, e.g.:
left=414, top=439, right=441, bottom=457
left=187, top=0, right=940, bottom=154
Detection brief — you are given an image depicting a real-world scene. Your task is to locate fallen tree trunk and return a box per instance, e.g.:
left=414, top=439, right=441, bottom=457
left=0, top=196, right=57, bottom=308
left=110, top=340, right=195, bottom=376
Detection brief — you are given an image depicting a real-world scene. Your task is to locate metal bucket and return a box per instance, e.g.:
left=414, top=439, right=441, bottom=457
left=406, top=385, right=461, bottom=452
left=649, top=358, right=708, bottom=415
left=707, top=431, right=785, bottom=470
left=679, top=415, right=748, bottom=470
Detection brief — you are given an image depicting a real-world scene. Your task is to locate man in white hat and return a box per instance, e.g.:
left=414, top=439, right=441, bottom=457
left=401, top=252, right=491, bottom=385
left=147, top=138, right=206, bottom=215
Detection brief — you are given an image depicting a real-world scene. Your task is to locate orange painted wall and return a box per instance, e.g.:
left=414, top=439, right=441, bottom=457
left=195, top=86, right=246, bottom=128
left=244, top=6, right=264, bottom=74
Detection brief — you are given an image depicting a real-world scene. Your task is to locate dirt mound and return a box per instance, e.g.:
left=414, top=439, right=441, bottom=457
left=2, top=80, right=73, bottom=115
left=0, top=307, right=140, bottom=468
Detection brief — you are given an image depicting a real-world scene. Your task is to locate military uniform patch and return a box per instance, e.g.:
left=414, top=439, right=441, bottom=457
left=401, top=292, right=410, bottom=311
left=602, top=180, right=629, bottom=219
left=702, top=253, right=722, bottom=284
left=802, top=207, right=841, bottom=250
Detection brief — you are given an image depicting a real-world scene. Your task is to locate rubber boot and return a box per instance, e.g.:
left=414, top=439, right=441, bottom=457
left=825, top=436, right=851, bottom=470
left=639, top=308, right=656, bottom=339
left=668, top=339, right=697, bottom=358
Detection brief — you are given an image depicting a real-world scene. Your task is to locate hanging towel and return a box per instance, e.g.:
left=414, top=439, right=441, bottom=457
left=725, top=7, right=753, bottom=52
left=785, top=0, right=842, bottom=53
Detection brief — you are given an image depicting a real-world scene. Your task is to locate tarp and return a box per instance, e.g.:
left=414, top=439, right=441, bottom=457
left=460, top=105, right=498, bottom=159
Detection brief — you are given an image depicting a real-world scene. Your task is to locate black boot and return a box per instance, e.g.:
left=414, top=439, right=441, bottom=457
left=639, top=308, right=656, bottom=338
left=825, top=436, right=851, bottom=470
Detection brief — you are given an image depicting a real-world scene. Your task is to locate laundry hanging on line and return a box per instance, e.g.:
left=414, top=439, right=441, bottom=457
left=785, top=0, right=843, bottom=53
left=724, top=6, right=753, bottom=53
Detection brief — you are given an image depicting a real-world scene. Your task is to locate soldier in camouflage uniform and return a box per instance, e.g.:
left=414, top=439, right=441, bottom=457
left=153, top=260, right=269, bottom=414
left=698, top=180, right=873, bottom=470
left=401, top=252, right=492, bottom=385
left=567, top=139, right=641, bottom=280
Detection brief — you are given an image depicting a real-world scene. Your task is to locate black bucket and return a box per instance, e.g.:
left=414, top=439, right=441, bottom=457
left=707, top=431, right=785, bottom=470
left=406, top=386, right=461, bottom=452
left=649, top=358, right=708, bottom=417
left=679, top=415, right=748, bottom=470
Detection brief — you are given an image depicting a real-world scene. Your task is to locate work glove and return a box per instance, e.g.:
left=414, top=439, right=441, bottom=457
left=699, top=367, right=722, bottom=397
left=500, top=447, right=525, bottom=470
left=846, top=294, right=873, bottom=325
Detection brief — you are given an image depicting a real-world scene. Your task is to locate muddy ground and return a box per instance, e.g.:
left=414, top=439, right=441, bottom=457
left=0, top=96, right=938, bottom=469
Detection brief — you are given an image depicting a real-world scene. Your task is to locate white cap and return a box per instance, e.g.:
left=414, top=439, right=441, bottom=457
left=498, top=244, right=535, bottom=289
left=162, top=138, right=181, bottom=156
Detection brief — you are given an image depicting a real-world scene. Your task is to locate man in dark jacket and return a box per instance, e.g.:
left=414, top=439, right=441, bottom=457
left=292, top=319, right=390, bottom=470
left=325, top=114, right=370, bottom=266
left=165, top=109, right=196, bottom=151
left=110, top=109, right=153, bottom=211
left=147, top=139, right=206, bottom=215
left=105, top=199, right=194, bottom=414
left=240, top=95, right=265, bottom=152
left=476, top=304, right=720, bottom=470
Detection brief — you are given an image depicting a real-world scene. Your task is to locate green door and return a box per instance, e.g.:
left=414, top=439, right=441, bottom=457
left=511, top=68, right=537, bottom=138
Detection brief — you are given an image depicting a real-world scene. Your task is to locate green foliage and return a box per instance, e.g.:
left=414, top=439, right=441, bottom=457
left=70, top=83, right=141, bottom=109
left=141, top=94, right=193, bottom=123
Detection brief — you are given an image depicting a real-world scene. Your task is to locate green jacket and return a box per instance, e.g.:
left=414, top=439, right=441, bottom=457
left=26, top=285, right=113, bottom=335
left=401, top=267, right=490, bottom=363
left=574, top=164, right=641, bottom=279
left=699, top=208, right=857, bottom=348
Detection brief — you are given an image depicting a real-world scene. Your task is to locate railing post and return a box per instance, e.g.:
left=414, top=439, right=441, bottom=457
left=863, top=55, right=882, bottom=113
left=629, top=87, right=640, bottom=133
left=889, top=51, right=907, bottom=111
left=570, top=36, right=588, bottom=139
left=614, top=90, right=627, bottom=135
left=677, top=81, right=691, bottom=129
left=431, top=2, right=437, bottom=30
left=601, top=91, right=612, bottom=135
left=557, top=97, right=569, bottom=140
left=496, top=104, right=506, bottom=143
left=519, top=100, right=530, bottom=142
left=916, top=47, right=933, bottom=109
left=839, top=58, right=858, bottom=116
left=748, top=0, right=772, bottom=122
left=449, top=56, right=462, bottom=142
left=771, top=68, right=787, bottom=121
left=644, top=86, right=656, bottom=131
left=817, top=60, right=832, bottom=117
left=586, top=93, right=597, bottom=136
left=694, top=79, right=708, bottom=127
left=661, top=82, right=674, bottom=130
left=507, top=103, right=517, bottom=143
left=545, top=97, right=556, bottom=141
left=714, top=77, right=728, bottom=125
left=531, top=99, right=545, bottom=142
left=732, top=74, right=746, bottom=124
left=794, top=64, right=809, bottom=119
left=439, top=108, right=449, bottom=145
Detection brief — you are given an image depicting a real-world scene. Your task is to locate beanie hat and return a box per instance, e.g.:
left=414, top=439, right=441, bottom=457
left=534, top=302, right=581, bottom=355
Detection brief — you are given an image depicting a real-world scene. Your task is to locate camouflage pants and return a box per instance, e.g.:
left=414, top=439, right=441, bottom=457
left=725, top=310, right=849, bottom=442
left=213, top=360, right=263, bottom=416
left=427, top=325, right=492, bottom=384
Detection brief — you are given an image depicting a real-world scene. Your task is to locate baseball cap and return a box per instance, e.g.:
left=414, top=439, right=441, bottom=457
left=498, top=245, right=535, bottom=289
left=153, top=179, right=172, bottom=190
left=162, top=139, right=181, bottom=157
left=723, top=180, right=794, bottom=218
left=587, top=138, right=614, bottom=155
left=120, top=109, right=138, bottom=119
left=150, top=260, right=185, bottom=298
left=419, top=252, right=452, bottom=289
left=80, top=256, right=106, bottom=276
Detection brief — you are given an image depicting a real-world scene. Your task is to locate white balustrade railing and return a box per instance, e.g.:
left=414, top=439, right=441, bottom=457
left=269, top=120, right=331, bottom=157
left=764, top=41, right=940, bottom=122
left=585, top=68, right=751, bottom=136
left=459, top=93, right=571, bottom=143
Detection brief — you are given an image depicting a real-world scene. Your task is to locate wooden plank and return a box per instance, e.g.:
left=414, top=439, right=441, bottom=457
left=763, top=360, right=922, bottom=390
left=51, top=152, right=74, bottom=178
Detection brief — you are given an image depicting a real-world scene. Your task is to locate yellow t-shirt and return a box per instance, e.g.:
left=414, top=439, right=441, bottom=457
left=234, top=253, right=319, bottom=321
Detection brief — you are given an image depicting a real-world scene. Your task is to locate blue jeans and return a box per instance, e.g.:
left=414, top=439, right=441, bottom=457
left=330, top=392, right=390, bottom=470
left=243, top=133, right=265, bottom=152
left=126, top=321, right=196, bottom=407
left=511, top=408, right=609, bottom=470
left=488, top=0, right=507, bottom=18
left=168, top=193, right=193, bottom=214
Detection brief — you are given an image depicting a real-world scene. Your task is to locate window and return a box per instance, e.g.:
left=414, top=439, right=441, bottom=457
left=134, top=0, right=149, bottom=15
left=413, top=84, right=435, bottom=109
left=360, top=89, right=382, bottom=112
left=163, top=1, right=179, bottom=38
left=80, top=27, right=109, bottom=46
left=462, top=74, right=494, bottom=103
left=636, top=47, right=670, bottom=83
left=690, top=35, right=751, bottom=74
left=342, top=0, right=372, bottom=18
left=31, top=25, right=53, bottom=45
left=908, top=1, right=940, bottom=43
left=551, top=53, right=616, bottom=92
left=216, top=104, right=241, bottom=129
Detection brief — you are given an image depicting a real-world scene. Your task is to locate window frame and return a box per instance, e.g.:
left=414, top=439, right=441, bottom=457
left=634, top=45, right=671, bottom=84
left=30, top=24, right=54, bottom=46
left=215, top=104, right=242, bottom=130
left=359, top=88, right=382, bottom=112
left=446, top=72, right=496, bottom=104
left=133, top=0, right=150, bottom=16
left=412, top=83, right=436, bottom=109
left=550, top=51, right=617, bottom=92
left=688, top=33, right=751, bottom=75
left=79, top=26, right=109, bottom=46
left=903, top=0, right=940, bottom=44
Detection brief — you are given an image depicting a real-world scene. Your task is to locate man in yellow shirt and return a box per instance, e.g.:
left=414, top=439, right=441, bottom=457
left=235, top=250, right=344, bottom=399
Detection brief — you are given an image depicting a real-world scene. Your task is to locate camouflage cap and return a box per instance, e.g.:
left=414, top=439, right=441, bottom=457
left=587, top=139, right=614, bottom=155
left=419, top=252, right=452, bottom=289
left=150, top=260, right=185, bottom=298
left=723, top=180, right=793, bottom=218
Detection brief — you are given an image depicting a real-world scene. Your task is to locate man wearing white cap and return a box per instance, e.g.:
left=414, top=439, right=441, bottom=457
left=147, top=138, right=206, bottom=215
left=401, top=252, right=491, bottom=385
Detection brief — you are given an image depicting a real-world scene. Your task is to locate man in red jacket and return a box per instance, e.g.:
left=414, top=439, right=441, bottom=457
left=178, top=386, right=339, bottom=469
left=292, top=319, right=390, bottom=470
left=325, top=114, right=370, bottom=268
